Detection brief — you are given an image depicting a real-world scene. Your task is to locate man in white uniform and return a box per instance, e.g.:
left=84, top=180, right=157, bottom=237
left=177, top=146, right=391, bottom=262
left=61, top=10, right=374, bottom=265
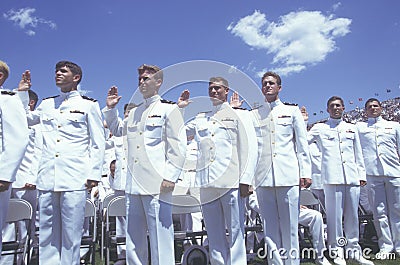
left=0, top=61, right=29, bottom=257
left=308, top=96, right=373, bottom=265
left=357, top=98, right=400, bottom=257
left=181, top=77, right=257, bottom=265
left=18, top=61, right=105, bottom=265
left=1, top=89, right=41, bottom=265
left=103, top=64, right=186, bottom=265
left=252, top=71, right=311, bottom=265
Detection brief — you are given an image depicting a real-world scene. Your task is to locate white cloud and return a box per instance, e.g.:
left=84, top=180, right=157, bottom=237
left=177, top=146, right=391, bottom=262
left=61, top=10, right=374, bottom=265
left=332, top=2, right=342, bottom=11
left=3, top=7, right=56, bottom=36
left=228, top=10, right=351, bottom=75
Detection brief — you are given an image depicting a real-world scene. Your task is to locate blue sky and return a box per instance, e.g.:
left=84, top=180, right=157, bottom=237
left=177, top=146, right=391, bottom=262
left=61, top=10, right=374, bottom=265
left=1, top=0, right=399, bottom=122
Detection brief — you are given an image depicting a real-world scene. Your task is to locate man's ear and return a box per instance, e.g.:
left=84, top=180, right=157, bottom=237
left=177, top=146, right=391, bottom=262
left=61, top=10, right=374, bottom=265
left=73, top=74, right=81, bottom=83
left=155, top=78, right=162, bottom=88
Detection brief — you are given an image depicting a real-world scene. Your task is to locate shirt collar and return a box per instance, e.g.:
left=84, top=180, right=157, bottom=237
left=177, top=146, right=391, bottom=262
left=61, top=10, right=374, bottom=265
left=60, top=90, right=80, bottom=101
left=327, top=117, right=342, bottom=126
left=144, top=94, right=161, bottom=107
left=211, top=102, right=229, bottom=115
left=269, top=99, right=282, bottom=110
left=367, top=116, right=382, bottom=125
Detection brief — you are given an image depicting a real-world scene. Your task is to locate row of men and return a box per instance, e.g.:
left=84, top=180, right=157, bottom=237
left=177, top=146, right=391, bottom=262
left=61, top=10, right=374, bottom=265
left=1, top=59, right=399, bottom=265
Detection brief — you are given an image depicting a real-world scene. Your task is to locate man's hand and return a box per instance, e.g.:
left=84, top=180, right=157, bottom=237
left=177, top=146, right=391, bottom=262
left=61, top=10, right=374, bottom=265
left=0, top=180, right=11, bottom=192
left=106, top=86, right=122, bottom=109
left=360, top=180, right=367, bottom=187
left=300, top=106, right=309, bottom=122
left=300, top=178, right=312, bottom=188
left=177, top=89, right=191, bottom=108
left=86, top=180, right=99, bottom=192
left=24, top=183, right=36, bottom=190
left=230, top=91, right=244, bottom=108
left=160, top=179, right=175, bottom=193
left=239, top=183, right=253, bottom=197
left=17, top=70, right=32, bottom=91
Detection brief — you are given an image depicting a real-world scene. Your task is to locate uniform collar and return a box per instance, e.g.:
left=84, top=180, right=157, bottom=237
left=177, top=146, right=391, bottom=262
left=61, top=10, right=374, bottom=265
left=144, top=94, right=160, bottom=107
left=367, top=116, right=382, bottom=125
left=269, top=99, right=282, bottom=110
left=211, top=102, right=229, bottom=115
left=327, top=117, right=342, bottom=126
left=60, top=90, right=80, bottom=101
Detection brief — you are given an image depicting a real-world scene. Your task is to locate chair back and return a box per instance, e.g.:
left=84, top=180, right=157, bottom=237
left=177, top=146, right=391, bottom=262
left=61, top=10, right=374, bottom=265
left=6, top=198, right=33, bottom=222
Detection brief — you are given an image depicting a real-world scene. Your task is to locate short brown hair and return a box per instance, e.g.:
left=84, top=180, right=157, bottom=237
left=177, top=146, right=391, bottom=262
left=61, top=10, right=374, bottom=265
left=137, top=64, right=163, bottom=82
left=262, top=71, right=281, bottom=86
left=209, top=76, right=229, bottom=88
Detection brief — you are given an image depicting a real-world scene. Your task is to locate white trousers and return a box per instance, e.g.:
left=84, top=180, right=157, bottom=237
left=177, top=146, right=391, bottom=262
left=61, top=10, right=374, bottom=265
left=0, top=188, right=37, bottom=265
left=126, top=193, right=174, bottom=265
left=257, top=186, right=300, bottom=265
left=299, top=207, right=326, bottom=259
left=368, top=175, right=400, bottom=253
left=39, top=190, right=86, bottom=265
left=200, top=188, right=246, bottom=265
left=114, top=190, right=126, bottom=259
left=324, top=184, right=362, bottom=256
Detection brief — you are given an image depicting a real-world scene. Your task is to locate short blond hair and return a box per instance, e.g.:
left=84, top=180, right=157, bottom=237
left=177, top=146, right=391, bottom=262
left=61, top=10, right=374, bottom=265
left=0, top=60, right=10, bottom=80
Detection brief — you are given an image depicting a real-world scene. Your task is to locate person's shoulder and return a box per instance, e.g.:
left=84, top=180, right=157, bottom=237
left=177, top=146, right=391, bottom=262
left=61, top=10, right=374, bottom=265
left=43, top=95, right=59, bottom=100
left=81, top=95, right=98, bottom=102
left=0, top=90, right=16, bottom=96
left=160, top=99, right=176, bottom=105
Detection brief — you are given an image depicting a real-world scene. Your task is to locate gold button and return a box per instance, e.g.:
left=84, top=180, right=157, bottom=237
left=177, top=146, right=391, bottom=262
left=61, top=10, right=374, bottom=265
left=57, top=139, right=60, bottom=142
left=210, top=159, right=214, bottom=162
left=271, top=130, right=274, bottom=133
left=213, top=121, right=216, bottom=124
left=211, top=134, right=215, bottom=137
left=55, top=154, right=59, bottom=157
left=139, top=132, right=143, bottom=135
left=58, top=125, right=61, bottom=128
left=137, top=145, right=140, bottom=149
left=343, top=161, right=346, bottom=163
left=134, top=159, right=138, bottom=163
left=60, top=111, right=63, bottom=114
left=272, top=142, right=275, bottom=145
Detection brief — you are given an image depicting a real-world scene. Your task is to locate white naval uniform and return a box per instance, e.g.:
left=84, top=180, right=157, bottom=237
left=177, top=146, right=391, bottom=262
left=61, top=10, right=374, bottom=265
left=0, top=90, right=29, bottom=256
left=357, top=117, right=400, bottom=253
left=309, top=141, right=325, bottom=208
left=0, top=124, right=42, bottom=265
left=21, top=90, right=105, bottom=265
left=252, top=99, right=311, bottom=265
left=308, top=118, right=365, bottom=255
left=103, top=94, right=186, bottom=265
left=186, top=102, right=256, bottom=265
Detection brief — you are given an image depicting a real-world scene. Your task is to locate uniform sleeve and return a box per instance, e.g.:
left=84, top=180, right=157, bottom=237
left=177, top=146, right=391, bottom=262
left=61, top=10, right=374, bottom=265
left=396, top=123, right=400, bottom=159
left=102, top=107, right=124, bottom=137
left=87, top=102, right=106, bottom=182
left=293, top=107, right=312, bottom=179
left=354, top=126, right=366, bottom=181
left=235, top=110, right=258, bottom=185
left=26, top=126, right=43, bottom=185
left=0, top=95, right=29, bottom=182
left=163, top=105, right=187, bottom=182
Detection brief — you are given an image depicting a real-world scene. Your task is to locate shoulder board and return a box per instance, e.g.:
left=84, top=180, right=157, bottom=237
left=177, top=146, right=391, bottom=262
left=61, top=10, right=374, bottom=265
left=1, top=90, right=16, bottom=95
left=233, top=107, right=248, bottom=111
left=283, top=102, right=298, bottom=106
left=81, top=95, right=98, bottom=102
left=161, top=99, right=176, bottom=104
left=43, top=95, right=59, bottom=100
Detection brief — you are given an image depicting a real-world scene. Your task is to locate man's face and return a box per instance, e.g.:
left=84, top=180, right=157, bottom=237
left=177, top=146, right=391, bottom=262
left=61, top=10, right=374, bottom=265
left=262, top=76, right=281, bottom=102
left=138, top=70, right=160, bottom=98
left=55, top=66, right=80, bottom=92
left=365, top=101, right=382, bottom=118
left=208, top=81, right=229, bottom=105
left=110, top=163, right=116, bottom=177
left=327, top=99, right=345, bottom=119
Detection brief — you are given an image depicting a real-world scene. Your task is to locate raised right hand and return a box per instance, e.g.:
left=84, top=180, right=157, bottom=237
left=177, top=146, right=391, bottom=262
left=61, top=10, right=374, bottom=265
left=106, top=86, right=122, bottom=109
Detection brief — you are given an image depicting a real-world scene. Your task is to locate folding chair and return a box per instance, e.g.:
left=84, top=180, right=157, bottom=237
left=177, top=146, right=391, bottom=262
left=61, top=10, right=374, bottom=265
left=171, top=194, right=208, bottom=265
left=1, top=198, right=33, bottom=265
left=80, top=199, right=97, bottom=265
left=298, top=189, right=324, bottom=259
left=100, top=193, right=118, bottom=260
left=105, top=196, right=126, bottom=265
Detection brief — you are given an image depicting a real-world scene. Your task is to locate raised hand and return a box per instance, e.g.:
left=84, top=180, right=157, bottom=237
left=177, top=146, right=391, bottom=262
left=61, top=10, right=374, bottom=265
left=300, top=106, right=309, bottom=122
left=17, top=70, right=32, bottom=91
left=177, top=89, right=192, bottom=108
left=229, top=91, right=244, bottom=108
left=106, top=86, right=122, bottom=109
